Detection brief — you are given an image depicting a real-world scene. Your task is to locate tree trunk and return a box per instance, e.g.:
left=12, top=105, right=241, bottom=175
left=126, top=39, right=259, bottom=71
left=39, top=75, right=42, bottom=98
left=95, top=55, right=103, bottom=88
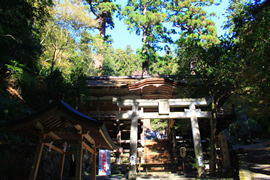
left=142, top=26, right=149, bottom=76
left=95, top=16, right=106, bottom=76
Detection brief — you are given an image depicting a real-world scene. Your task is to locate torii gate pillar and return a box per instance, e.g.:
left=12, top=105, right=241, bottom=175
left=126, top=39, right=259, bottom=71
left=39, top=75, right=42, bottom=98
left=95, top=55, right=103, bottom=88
left=190, top=103, right=205, bottom=176
left=128, top=103, right=139, bottom=180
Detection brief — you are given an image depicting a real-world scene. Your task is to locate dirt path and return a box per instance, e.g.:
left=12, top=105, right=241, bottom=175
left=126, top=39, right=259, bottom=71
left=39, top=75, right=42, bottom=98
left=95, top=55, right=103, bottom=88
left=235, top=141, right=270, bottom=179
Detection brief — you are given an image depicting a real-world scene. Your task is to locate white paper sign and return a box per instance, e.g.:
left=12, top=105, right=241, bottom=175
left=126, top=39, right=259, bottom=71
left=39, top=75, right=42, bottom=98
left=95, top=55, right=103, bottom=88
left=99, top=149, right=111, bottom=175
left=198, top=156, right=204, bottom=167
left=130, top=155, right=136, bottom=165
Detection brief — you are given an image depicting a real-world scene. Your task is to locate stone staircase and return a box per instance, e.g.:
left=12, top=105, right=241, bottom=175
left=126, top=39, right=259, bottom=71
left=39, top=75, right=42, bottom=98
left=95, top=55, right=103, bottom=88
left=140, top=139, right=177, bottom=173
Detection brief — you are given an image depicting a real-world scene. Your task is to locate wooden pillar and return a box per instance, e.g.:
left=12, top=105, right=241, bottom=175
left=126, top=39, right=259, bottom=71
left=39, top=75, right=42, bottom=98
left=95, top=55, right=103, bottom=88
left=218, top=133, right=231, bottom=169
left=116, top=129, right=122, bottom=164
left=140, top=120, right=145, bottom=164
left=140, top=120, right=144, bottom=147
left=91, top=146, right=97, bottom=180
left=75, top=135, right=83, bottom=180
left=190, top=103, right=205, bottom=177
left=57, top=153, right=65, bottom=180
left=128, top=103, right=138, bottom=180
left=29, top=141, right=44, bottom=180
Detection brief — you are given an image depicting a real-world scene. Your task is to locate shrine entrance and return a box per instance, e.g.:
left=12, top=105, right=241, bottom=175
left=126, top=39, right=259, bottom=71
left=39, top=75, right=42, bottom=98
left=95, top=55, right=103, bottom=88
left=84, top=76, right=236, bottom=179
left=113, top=97, right=212, bottom=179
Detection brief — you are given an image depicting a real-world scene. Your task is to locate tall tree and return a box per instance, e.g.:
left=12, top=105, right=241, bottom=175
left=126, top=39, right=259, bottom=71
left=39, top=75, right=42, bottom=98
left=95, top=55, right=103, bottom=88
left=122, top=0, right=168, bottom=75
left=39, top=0, right=97, bottom=76
left=84, top=0, right=119, bottom=73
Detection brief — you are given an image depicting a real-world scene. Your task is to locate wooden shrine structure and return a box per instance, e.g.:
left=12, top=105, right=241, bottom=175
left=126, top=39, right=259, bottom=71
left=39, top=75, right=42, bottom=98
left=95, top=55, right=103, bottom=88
left=8, top=75, right=235, bottom=180
left=9, top=100, right=115, bottom=180
left=83, top=75, right=236, bottom=179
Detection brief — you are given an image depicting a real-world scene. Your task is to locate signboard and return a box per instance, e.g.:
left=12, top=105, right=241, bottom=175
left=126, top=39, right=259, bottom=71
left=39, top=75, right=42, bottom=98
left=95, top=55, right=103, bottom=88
left=99, top=149, right=111, bottom=175
left=159, top=100, right=170, bottom=114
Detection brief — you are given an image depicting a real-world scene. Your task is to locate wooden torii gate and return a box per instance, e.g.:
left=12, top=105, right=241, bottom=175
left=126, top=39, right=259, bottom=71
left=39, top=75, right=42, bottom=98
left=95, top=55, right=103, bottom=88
left=113, top=97, right=212, bottom=179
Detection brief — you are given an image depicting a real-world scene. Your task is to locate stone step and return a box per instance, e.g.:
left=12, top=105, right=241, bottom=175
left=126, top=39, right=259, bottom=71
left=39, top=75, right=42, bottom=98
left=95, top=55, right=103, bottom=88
left=136, top=172, right=195, bottom=180
left=139, top=163, right=179, bottom=172
left=144, top=139, right=172, bottom=167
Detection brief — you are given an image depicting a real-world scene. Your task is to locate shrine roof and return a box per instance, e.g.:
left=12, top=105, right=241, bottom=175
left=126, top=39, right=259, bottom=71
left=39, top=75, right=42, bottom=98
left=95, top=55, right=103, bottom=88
left=86, top=75, right=182, bottom=99
left=86, top=75, right=178, bottom=87
left=8, top=100, right=115, bottom=150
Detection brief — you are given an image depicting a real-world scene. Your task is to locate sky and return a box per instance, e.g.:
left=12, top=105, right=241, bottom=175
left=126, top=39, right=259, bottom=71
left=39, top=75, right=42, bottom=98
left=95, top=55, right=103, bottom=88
left=106, top=0, right=230, bottom=54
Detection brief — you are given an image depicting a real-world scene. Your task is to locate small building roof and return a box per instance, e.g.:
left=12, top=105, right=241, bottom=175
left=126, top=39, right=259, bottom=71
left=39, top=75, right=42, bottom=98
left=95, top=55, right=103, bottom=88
left=8, top=100, right=115, bottom=150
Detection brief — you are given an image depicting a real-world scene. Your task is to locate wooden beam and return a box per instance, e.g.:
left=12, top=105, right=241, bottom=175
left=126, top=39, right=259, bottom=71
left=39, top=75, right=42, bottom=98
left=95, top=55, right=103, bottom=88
left=43, top=139, right=78, bottom=144
left=99, top=128, right=114, bottom=150
left=83, top=133, right=95, bottom=145
left=29, top=142, right=44, bottom=180
left=113, top=97, right=211, bottom=107
left=92, top=146, right=97, bottom=180
left=44, top=143, right=64, bottom=154
left=74, top=124, right=82, bottom=134
left=44, top=127, right=77, bottom=133
left=47, top=132, right=62, bottom=140
left=119, top=140, right=142, bottom=144
left=82, top=142, right=94, bottom=154
left=116, top=111, right=212, bottom=119
left=34, top=122, right=44, bottom=133
left=75, top=135, right=83, bottom=180
left=57, top=153, right=65, bottom=180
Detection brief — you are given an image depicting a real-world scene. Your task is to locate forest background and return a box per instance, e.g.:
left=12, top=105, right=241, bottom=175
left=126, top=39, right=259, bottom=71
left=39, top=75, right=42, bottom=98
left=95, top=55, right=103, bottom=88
left=0, top=0, right=269, bottom=146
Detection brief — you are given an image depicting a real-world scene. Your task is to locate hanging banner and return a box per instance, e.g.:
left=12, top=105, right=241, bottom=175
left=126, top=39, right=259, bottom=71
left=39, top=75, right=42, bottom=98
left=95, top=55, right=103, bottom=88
left=99, top=149, right=111, bottom=175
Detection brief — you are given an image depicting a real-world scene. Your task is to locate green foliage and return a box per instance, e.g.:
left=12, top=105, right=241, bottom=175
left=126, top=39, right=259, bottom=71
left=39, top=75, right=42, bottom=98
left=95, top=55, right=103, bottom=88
left=113, top=46, right=141, bottom=76
left=101, top=45, right=141, bottom=76
left=121, top=0, right=220, bottom=75
left=150, top=119, right=167, bottom=132
left=174, top=119, right=192, bottom=137
left=176, top=0, right=270, bottom=139
left=177, top=38, right=240, bottom=105
left=65, top=67, right=89, bottom=111
left=121, top=0, right=169, bottom=74
left=228, top=104, right=262, bottom=145
left=84, top=0, right=119, bottom=37
left=167, top=0, right=219, bottom=47
left=45, top=69, right=67, bottom=100
left=38, top=0, right=97, bottom=77
left=226, top=0, right=270, bottom=132
left=149, top=53, right=179, bottom=75
left=0, top=0, right=52, bottom=87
